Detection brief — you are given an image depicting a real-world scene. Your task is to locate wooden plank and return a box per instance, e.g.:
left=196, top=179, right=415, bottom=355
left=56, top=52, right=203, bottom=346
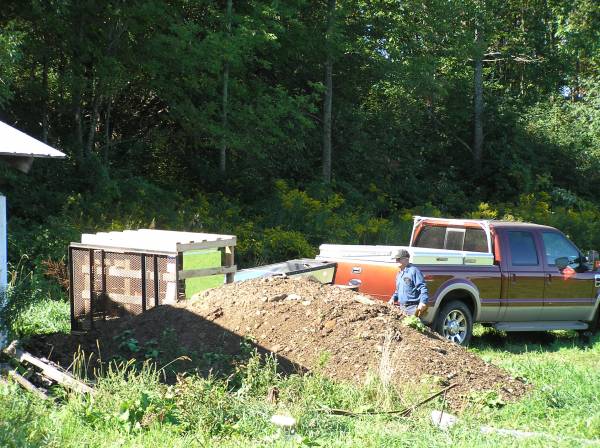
left=176, top=237, right=237, bottom=252
left=5, top=368, right=50, bottom=400
left=3, top=345, right=94, bottom=395
left=80, top=291, right=149, bottom=305
left=70, top=243, right=176, bottom=257
left=178, top=265, right=237, bottom=280
left=80, top=265, right=175, bottom=282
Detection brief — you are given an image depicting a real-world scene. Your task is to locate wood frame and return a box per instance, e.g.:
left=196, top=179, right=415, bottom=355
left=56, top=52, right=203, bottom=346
left=69, top=232, right=237, bottom=331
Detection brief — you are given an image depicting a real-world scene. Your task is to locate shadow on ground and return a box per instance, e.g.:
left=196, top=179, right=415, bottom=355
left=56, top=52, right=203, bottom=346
left=25, top=304, right=306, bottom=382
left=470, top=325, right=600, bottom=354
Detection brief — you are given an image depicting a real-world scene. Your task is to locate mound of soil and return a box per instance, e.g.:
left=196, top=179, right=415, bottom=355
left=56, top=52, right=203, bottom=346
left=27, top=277, right=528, bottom=410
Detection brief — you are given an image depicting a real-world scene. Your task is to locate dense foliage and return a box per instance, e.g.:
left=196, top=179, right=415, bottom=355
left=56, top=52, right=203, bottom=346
left=0, top=0, right=598, bottom=273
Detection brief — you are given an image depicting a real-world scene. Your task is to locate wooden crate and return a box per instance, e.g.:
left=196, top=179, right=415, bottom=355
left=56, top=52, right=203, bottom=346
left=69, top=229, right=236, bottom=331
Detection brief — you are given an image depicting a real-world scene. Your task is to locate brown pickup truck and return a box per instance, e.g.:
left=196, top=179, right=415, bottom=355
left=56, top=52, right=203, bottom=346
left=318, top=217, right=600, bottom=345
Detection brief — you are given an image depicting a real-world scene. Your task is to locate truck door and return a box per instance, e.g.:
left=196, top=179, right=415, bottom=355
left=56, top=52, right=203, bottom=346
left=540, top=231, right=595, bottom=320
left=501, top=230, right=545, bottom=321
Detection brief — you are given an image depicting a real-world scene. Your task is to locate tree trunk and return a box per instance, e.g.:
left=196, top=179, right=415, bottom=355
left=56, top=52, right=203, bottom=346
left=322, top=0, right=335, bottom=183
left=85, top=78, right=101, bottom=158
left=220, top=0, right=233, bottom=175
left=73, top=21, right=84, bottom=162
left=473, top=28, right=484, bottom=174
left=103, top=97, right=112, bottom=165
left=41, top=59, right=49, bottom=143
left=74, top=88, right=83, bottom=161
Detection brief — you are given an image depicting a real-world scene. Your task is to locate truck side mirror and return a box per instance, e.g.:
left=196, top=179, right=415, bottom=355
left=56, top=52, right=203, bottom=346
left=555, top=257, right=569, bottom=270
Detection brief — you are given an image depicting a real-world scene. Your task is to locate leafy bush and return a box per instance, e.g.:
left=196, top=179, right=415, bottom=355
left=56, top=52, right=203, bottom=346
left=261, top=227, right=316, bottom=263
left=0, top=268, right=69, bottom=339
left=9, top=297, right=70, bottom=337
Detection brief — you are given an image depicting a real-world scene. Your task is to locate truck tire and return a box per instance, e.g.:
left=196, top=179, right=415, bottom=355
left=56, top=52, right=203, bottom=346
left=590, top=306, right=600, bottom=334
left=433, top=300, right=473, bottom=346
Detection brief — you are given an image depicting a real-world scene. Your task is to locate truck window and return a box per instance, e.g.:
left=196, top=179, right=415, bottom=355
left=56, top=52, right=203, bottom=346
left=508, top=231, right=539, bottom=266
left=541, top=232, right=579, bottom=266
left=415, top=226, right=445, bottom=249
left=463, top=228, right=487, bottom=252
left=445, top=228, right=465, bottom=250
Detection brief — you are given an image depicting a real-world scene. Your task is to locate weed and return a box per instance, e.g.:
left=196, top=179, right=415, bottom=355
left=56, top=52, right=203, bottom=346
left=316, top=351, right=331, bottom=370
left=402, top=315, right=426, bottom=332
left=467, top=390, right=506, bottom=410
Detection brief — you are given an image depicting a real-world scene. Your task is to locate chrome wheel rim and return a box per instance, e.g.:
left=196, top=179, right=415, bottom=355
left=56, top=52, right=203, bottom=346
left=442, top=310, right=468, bottom=344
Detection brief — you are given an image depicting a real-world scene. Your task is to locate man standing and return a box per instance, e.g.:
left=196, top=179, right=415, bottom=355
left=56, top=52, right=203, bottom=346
left=388, top=249, right=429, bottom=316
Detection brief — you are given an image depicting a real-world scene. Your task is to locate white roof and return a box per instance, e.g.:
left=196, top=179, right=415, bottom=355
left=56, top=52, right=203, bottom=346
left=0, top=120, right=65, bottom=158
left=80, top=229, right=235, bottom=253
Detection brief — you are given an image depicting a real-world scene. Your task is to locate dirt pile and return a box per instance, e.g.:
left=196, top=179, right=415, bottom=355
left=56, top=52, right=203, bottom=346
left=27, top=277, right=528, bottom=410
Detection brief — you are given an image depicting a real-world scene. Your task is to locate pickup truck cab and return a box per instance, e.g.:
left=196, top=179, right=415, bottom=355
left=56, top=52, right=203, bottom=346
left=318, top=216, right=600, bottom=345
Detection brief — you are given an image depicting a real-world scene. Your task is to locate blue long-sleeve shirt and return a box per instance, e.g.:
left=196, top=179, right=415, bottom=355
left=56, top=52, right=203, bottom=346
left=391, top=264, right=429, bottom=306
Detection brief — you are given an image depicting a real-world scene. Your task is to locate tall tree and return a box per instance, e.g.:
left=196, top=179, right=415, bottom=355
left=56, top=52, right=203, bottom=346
left=322, top=0, right=335, bottom=183
left=473, top=26, right=484, bottom=173
left=220, top=0, right=233, bottom=174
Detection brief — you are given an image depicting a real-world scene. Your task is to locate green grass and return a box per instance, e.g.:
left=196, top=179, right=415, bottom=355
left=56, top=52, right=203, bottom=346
left=1, top=328, right=599, bottom=447
left=9, top=297, right=70, bottom=337
left=183, top=249, right=224, bottom=298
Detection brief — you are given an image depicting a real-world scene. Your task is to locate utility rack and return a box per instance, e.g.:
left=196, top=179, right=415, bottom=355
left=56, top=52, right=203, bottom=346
left=69, top=229, right=236, bottom=331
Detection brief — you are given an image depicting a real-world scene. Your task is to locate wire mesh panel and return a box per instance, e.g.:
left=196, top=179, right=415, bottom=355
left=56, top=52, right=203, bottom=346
left=103, top=252, right=143, bottom=317
left=71, top=248, right=92, bottom=331
left=143, top=255, right=176, bottom=310
left=70, top=246, right=180, bottom=331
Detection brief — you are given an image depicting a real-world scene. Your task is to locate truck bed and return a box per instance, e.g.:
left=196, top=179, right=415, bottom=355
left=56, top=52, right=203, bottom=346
left=317, top=244, right=494, bottom=266
left=235, top=259, right=337, bottom=284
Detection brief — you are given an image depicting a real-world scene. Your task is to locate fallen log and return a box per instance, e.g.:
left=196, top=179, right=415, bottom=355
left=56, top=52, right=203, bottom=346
left=3, top=341, right=94, bottom=395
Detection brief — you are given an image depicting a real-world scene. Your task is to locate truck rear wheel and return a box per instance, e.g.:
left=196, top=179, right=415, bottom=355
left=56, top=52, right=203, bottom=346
left=434, top=300, right=473, bottom=346
left=590, top=305, right=600, bottom=334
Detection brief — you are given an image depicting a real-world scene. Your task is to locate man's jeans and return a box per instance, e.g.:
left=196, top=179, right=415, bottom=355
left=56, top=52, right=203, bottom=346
left=399, top=303, right=418, bottom=316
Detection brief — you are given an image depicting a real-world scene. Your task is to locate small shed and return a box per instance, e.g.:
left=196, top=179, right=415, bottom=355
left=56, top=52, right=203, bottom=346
left=0, top=121, right=65, bottom=290
left=0, top=121, right=65, bottom=348
left=0, top=120, right=65, bottom=296
left=69, top=229, right=236, bottom=331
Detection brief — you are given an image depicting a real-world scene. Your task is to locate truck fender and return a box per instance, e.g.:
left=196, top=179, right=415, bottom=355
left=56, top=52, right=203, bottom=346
left=423, top=279, right=481, bottom=324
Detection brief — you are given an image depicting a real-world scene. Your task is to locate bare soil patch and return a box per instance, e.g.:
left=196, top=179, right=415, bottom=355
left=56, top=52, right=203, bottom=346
left=27, top=277, right=528, bottom=410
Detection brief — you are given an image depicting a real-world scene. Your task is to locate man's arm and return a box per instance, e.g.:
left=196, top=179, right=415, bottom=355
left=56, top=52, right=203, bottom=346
left=413, top=269, right=429, bottom=315
left=413, top=268, right=429, bottom=304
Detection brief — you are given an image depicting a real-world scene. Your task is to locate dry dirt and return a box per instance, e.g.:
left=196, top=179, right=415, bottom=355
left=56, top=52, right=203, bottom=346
left=27, top=277, right=529, bottom=410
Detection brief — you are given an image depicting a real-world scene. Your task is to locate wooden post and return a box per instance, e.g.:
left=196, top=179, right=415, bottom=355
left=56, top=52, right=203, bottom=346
left=141, top=254, right=147, bottom=312
left=176, top=252, right=184, bottom=300
left=225, top=245, right=235, bottom=283
left=88, top=249, right=94, bottom=329
left=153, top=255, right=159, bottom=307
left=100, top=250, right=106, bottom=321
